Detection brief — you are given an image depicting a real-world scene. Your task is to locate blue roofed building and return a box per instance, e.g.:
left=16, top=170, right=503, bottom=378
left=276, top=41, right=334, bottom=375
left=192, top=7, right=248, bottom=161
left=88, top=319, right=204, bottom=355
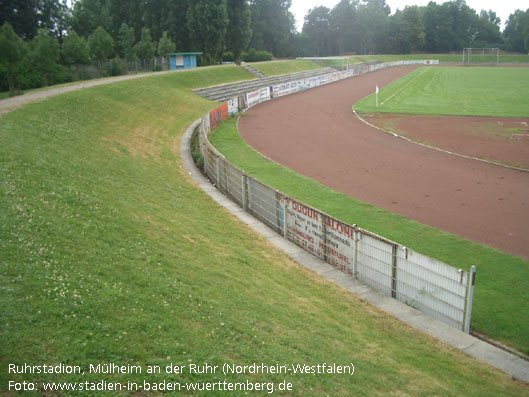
left=168, top=52, right=203, bottom=70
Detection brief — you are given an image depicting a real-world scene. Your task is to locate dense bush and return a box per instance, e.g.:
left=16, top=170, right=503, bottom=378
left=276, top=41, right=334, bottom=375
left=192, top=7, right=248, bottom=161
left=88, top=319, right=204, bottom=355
left=222, top=51, right=235, bottom=62
left=242, top=48, right=272, bottom=62
left=108, top=57, right=124, bottom=76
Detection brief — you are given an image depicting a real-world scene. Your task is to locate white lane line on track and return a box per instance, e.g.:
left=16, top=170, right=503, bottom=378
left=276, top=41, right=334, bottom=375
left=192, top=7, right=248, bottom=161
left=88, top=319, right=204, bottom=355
left=352, top=109, right=529, bottom=173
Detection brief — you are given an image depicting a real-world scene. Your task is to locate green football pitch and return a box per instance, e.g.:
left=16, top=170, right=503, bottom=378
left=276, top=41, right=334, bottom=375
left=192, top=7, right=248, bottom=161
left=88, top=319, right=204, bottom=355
left=354, top=66, right=529, bottom=118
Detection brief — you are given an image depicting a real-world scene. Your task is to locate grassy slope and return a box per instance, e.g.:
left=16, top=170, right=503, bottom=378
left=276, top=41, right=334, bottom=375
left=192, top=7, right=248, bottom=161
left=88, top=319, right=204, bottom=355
left=210, top=117, right=529, bottom=356
left=355, top=66, right=529, bottom=117
left=1, top=66, right=528, bottom=395
left=248, top=60, right=322, bottom=76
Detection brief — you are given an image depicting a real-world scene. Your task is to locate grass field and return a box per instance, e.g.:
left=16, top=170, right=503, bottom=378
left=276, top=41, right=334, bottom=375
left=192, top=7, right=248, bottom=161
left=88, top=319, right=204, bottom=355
left=370, top=53, right=529, bottom=64
left=209, top=117, right=529, bottom=357
left=315, top=54, right=529, bottom=68
left=354, top=66, right=529, bottom=117
left=247, top=59, right=322, bottom=76
left=2, top=66, right=528, bottom=395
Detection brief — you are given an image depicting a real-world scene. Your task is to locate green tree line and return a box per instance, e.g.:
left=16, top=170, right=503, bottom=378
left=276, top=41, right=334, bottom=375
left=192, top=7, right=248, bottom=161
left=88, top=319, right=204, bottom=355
left=300, top=0, right=529, bottom=56
left=1, top=0, right=528, bottom=95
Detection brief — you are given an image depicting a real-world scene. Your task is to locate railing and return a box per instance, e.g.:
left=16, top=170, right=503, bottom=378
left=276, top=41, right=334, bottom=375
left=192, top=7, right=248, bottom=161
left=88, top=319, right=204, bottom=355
left=196, top=60, right=476, bottom=333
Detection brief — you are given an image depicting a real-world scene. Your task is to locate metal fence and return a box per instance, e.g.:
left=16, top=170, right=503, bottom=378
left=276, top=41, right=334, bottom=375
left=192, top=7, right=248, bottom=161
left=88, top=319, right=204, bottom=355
left=196, top=60, right=476, bottom=333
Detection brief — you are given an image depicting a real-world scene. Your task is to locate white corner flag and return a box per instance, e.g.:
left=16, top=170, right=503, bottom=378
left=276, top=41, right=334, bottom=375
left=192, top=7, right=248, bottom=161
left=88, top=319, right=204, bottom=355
left=375, top=85, right=379, bottom=107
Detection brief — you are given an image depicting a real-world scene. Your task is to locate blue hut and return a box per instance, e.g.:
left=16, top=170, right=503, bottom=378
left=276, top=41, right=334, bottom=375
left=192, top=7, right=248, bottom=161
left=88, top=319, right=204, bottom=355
left=168, top=52, right=202, bottom=70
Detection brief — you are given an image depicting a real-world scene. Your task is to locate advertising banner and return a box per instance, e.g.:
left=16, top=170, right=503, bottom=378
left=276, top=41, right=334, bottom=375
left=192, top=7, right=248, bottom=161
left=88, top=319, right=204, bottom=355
left=245, top=87, right=271, bottom=108
left=281, top=196, right=355, bottom=269
left=209, top=102, right=229, bottom=130
left=245, top=89, right=261, bottom=108
left=281, top=197, right=325, bottom=260
left=259, top=87, right=271, bottom=103
left=271, top=81, right=302, bottom=98
left=227, top=97, right=238, bottom=116
left=303, top=77, right=321, bottom=90
left=323, top=217, right=355, bottom=273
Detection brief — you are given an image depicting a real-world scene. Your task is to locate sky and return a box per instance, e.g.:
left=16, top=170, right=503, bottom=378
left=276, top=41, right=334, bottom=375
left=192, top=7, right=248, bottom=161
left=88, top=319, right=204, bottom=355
left=290, top=0, right=529, bottom=31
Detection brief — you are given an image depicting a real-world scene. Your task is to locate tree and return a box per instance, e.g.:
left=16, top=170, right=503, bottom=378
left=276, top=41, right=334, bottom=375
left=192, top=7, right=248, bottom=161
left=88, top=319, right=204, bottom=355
left=71, top=0, right=112, bottom=39
left=118, top=23, right=135, bottom=62
left=157, top=31, right=175, bottom=56
left=422, top=1, right=457, bottom=52
left=302, top=7, right=331, bottom=56
left=134, top=27, right=155, bottom=60
left=38, top=0, right=72, bottom=41
left=226, top=0, right=252, bottom=63
left=88, top=26, right=114, bottom=68
left=0, top=22, right=26, bottom=96
left=290, top=32, right=314, bottom=57
left=353, top=0, right=390, bottom=54
left=329, top=0, right=356, bottom=55
left=187, top=0, right=229, bottom=64
left=62, top=30, right=89, bottom=64
left=503, top=9, right=529, bottom=52
left=61, top=30, right=89, bottom=80
left=446, top=0, right=479, bottom=50
left=249, top=0, right=296, bottom=57
left=31, top=28, right=60, bottom=86
left=387, top=6, right=425, bottom=54
left=472, top=10, right=502, bottom=47
left=0, top=0, right=39, bottom=39
left=164, top=2, right=192, bottom=51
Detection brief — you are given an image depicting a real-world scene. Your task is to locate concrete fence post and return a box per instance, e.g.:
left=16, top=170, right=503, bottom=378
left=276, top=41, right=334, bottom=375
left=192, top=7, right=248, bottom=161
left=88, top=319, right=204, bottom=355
left=464, top=266, right=477, bottom=333
left=242, top=173, right=248, bottom=211
left=275, top=191, right=284, bottom=236
left=282, top=196, right=288, bottom=239
left=322, top=215, right=329, bottom=265
left=391, top=244, right=398, bottom=299
left=216, top=156, right=221, bottom=190
left=353, top=225, right=359, bottom=279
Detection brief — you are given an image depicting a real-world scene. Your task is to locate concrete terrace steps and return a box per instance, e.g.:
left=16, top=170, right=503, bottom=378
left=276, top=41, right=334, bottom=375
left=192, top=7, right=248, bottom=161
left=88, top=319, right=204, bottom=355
left=241, top=64, right=268, bottom=78
left=193, top=67, right=337, bottom=103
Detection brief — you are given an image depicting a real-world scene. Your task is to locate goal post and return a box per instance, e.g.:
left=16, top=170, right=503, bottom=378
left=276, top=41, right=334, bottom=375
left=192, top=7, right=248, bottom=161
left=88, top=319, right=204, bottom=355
left=462, top=48, right=499, bottom=65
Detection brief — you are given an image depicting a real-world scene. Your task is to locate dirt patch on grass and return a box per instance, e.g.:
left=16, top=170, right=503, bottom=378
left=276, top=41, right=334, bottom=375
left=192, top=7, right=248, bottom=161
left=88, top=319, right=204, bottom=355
left=102, top=124, right=166, bottom=159
left=361, top=113, right=529, bottom=169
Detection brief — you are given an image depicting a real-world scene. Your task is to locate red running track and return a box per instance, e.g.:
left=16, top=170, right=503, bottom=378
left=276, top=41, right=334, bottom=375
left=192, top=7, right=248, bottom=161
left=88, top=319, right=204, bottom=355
left=239, top=66, right=529, bottom=260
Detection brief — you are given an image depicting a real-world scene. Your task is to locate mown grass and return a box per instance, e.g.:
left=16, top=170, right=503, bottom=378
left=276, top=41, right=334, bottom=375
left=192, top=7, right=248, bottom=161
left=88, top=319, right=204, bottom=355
left=1, top=66, right=528, bottom=395
left=316, top=54, right=529, bottom=68
left=369, top=53, right=529, bottom=63
left=248, top=59, right=322, bottom=76
left=355, top=66, right=529, bottom=117
left=210, top=117, right=529, bottom=356
left=317, top=58, right=366, bottom=67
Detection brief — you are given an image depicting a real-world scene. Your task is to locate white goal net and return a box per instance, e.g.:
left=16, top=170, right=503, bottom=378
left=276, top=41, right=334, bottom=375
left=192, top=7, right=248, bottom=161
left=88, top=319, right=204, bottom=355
left=462, top=48, right=499, bottom=65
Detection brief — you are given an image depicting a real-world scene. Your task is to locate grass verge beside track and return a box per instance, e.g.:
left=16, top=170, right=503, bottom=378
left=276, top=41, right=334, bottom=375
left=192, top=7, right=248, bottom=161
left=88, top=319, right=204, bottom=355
left=210, top=116, right=529, bottom=356
left=1, top=66, right=528, bottom=395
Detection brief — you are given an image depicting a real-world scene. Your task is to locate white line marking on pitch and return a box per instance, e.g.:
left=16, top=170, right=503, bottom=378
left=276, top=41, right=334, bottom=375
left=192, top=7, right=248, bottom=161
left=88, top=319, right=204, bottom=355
left=380, top=67, right=430, bottom=107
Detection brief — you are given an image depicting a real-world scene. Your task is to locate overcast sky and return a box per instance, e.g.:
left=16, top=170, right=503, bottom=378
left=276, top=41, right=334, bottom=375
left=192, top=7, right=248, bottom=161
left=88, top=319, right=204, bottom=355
left=290, top=0, right=529, bottom=31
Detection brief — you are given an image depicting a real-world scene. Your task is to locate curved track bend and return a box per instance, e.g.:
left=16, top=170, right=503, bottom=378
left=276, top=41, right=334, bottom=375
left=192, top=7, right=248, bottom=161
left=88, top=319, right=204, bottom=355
left=239, top=66, right=529, bottom=260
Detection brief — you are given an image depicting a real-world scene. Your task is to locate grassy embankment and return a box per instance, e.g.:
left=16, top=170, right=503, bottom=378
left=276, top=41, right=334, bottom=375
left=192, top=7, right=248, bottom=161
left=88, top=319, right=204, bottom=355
left=209, top=67, right=529, bottom=356
left=1, top=63, right=528, bottom=395
left=246, top=59, right=323, bottom=76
